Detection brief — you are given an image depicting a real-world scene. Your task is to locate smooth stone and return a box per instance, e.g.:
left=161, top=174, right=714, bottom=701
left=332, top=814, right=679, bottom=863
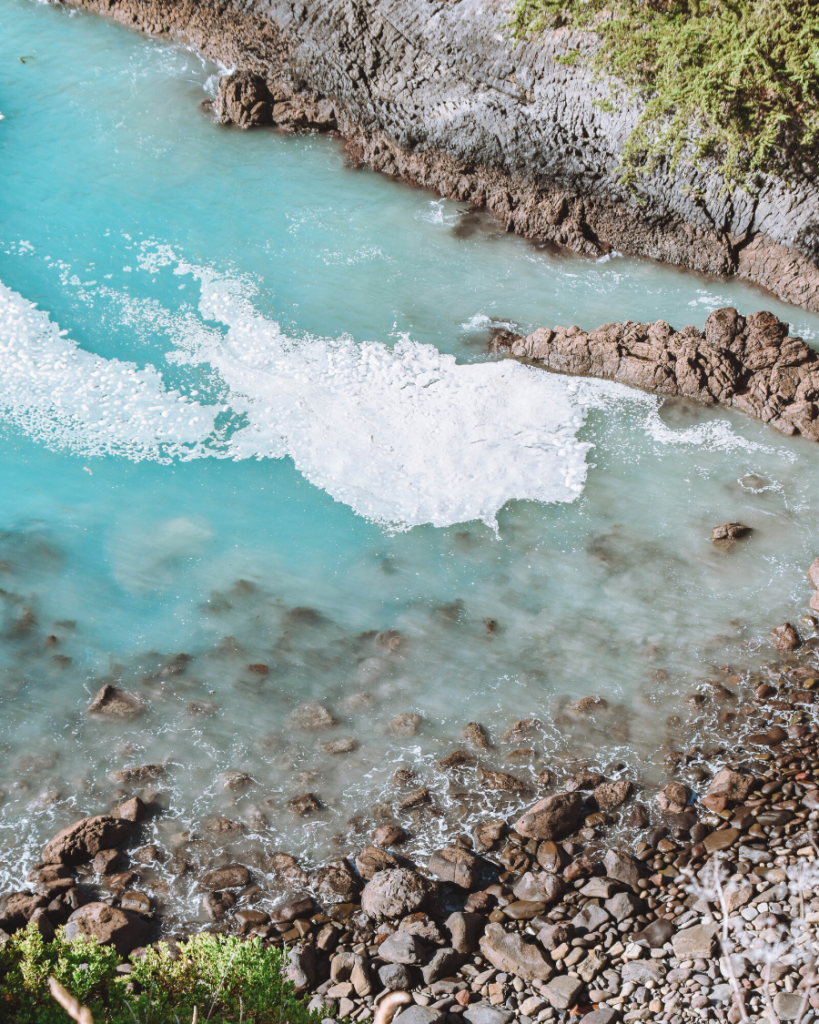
left=379, top=932, right=429, bottom=965
left=463, top=1005, right=515, bottom=1024
left=542, top=975, right=583, bottom=1010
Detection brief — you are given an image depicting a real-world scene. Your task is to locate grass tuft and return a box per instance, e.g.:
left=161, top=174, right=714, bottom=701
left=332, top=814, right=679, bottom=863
left=0, top=925, right=321, bottom=1024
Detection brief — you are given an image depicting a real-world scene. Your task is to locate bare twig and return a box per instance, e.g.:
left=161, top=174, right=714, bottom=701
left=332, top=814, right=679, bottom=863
left=48, top=977, right=95, bottom=1024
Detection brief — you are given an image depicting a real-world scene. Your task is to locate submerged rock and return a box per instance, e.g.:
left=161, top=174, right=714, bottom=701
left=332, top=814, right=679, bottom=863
left=87, top=684, right=143, bottom=719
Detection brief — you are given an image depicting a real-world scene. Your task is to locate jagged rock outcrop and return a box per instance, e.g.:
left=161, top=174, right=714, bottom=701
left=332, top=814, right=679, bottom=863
left=67, top=0, right=819, bottom=312
left=494, top=307, right=819, bottom=441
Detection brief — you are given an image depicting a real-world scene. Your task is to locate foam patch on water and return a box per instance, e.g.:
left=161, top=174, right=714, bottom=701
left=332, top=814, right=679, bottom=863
left=0, top=279, right=220, bottom=459
left=0, top=264, right=783, bottom=529
left=169, top=264, right=595, bottom=527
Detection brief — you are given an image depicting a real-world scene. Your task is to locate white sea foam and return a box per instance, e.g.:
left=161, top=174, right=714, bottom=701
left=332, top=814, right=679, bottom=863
left=0, top=264, right=780, bottom=529
left=0, top=279, right=220, bottom=459
left=168, top=264, right=595, bottom=527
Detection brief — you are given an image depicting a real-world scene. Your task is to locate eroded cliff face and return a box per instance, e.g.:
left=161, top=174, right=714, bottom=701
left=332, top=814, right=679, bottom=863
left=69, top=0, right=819, bottom=311
left=493, top=307, right=819, bottom=441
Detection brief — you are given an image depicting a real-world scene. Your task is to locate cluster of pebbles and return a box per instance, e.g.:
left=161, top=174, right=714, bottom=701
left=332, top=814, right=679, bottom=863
left=6, top=565, right=819, bottom=1022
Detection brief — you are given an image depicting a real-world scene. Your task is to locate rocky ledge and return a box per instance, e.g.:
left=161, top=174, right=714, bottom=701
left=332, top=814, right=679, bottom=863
left=6, top=561, right=819, bottom=1023
left=493, top=307, right=819, bottom=443
left=65, top=0, right=819, bottom=313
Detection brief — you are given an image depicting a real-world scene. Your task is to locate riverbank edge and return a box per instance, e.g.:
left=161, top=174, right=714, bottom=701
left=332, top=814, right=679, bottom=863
left=5, top=561, right=819, bottom=1023
left=62, top=0, right=819, bottom=314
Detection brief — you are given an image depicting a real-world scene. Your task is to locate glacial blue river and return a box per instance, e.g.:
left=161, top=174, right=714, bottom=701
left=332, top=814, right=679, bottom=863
left=2, top=0, right=819, bottom=923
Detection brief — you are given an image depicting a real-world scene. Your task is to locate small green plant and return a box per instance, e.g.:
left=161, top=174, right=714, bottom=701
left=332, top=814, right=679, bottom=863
left=0, top=925, right=321, bottom=1024
left=509, top=0, right=819, bottom=190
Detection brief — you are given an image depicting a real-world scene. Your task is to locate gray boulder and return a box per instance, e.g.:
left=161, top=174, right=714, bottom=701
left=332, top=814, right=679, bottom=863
left=463, top=1006, right=515, bottom=1024
left=512, top=871, right=564, bottom=904
left=378, top=932, right=428, bottom=965
left=378, top=962, right=414, bottom=989
left=422, top=947, right=463, bottom=985
left=478, top=922, right=553, bottom=982
left=445, top=911, right=486, bottom=953
left=361, top=868, right=432, bottom=920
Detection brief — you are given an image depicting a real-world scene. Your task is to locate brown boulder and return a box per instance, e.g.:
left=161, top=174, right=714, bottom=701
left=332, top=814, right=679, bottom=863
left=462, top=722, right=491, bottom=749
left=64, top=902, right=149, bottom=956
left=311, top=860, right=361, bottom=903
left=513, top=792, right=583, bottom=841
left=113, top=797, right=147, bottom=822
left=216, top=71, right=273, bottom=129
left=0, top=892, right=49, bottom=932
left=428, top=846, right=481, bottom=889
left=704, top=769, right=753, bottom=810
left=809, top=557, right=819, bottom=588
left=474, top=820, right=507, bottom=852
left=593, top=779, right=632, bottom=810
left=42, top=815, right=131, bottom=865
left=263, top=852, right=309, bottom=886
left=289, top=702, right=337, bottom=730
left=478, top=768, right=528, bottom=792
left=711, top=523, right=752, bottom=542
left=771, top=623, right=801, bottom=651
left=356, top=845, right=399, bottom=880
left=371, top=824, right=409, bottom=847
left=604, top=849, right=642, bottom=887
left=200, top=865, right=251, bottom=890
left=656, top=782, right=690, bottom=815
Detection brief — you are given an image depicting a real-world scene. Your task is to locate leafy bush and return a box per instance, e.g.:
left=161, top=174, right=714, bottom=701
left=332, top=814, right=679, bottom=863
left=0, top=926, right=321, bottom=1024
left=509, top=0, right=819, bottom=189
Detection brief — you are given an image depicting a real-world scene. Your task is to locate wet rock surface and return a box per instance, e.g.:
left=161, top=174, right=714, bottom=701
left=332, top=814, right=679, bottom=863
left=495, top=307, right=819, bottom=442
left=7, top=565, right=819, bottom=1023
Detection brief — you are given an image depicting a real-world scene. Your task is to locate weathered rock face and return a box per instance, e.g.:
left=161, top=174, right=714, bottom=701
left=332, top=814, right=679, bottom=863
left=42, top=816, right=131, bottom=865
left=64, top=902, right=149, bottom=956
left=496, top=308, right=819, bottom=442
left=67, top=0, right=819, bottom=312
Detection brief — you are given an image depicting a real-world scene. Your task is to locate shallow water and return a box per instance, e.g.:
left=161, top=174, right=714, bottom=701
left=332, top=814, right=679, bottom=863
left=2, top=0, right=819, bottom=927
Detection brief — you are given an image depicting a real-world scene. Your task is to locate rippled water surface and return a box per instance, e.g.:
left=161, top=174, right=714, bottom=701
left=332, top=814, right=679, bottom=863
left=3, top=0, right=819, bottom=927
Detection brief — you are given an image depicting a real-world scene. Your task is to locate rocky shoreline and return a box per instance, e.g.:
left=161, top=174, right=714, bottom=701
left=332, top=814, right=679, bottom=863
left=62, top=0, right=819, bottom=313
left=493, top=306, right=819, bottom=443
left=6, top=561, right=819, bottom=1023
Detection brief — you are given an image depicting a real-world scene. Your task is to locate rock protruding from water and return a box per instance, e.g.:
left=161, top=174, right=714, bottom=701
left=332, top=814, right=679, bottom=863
left=495, top=307, right=819, bottom=441
left=41, top=815, right=131, bottom=865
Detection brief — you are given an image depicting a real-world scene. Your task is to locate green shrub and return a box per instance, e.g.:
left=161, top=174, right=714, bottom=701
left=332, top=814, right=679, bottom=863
left=0, top=925, right=322, bottom=1024
left=509, top=0, right=819, bottom=189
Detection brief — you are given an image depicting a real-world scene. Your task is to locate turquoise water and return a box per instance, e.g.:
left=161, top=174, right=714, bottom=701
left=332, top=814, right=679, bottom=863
left=2, top=0, right=819, bottom=923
